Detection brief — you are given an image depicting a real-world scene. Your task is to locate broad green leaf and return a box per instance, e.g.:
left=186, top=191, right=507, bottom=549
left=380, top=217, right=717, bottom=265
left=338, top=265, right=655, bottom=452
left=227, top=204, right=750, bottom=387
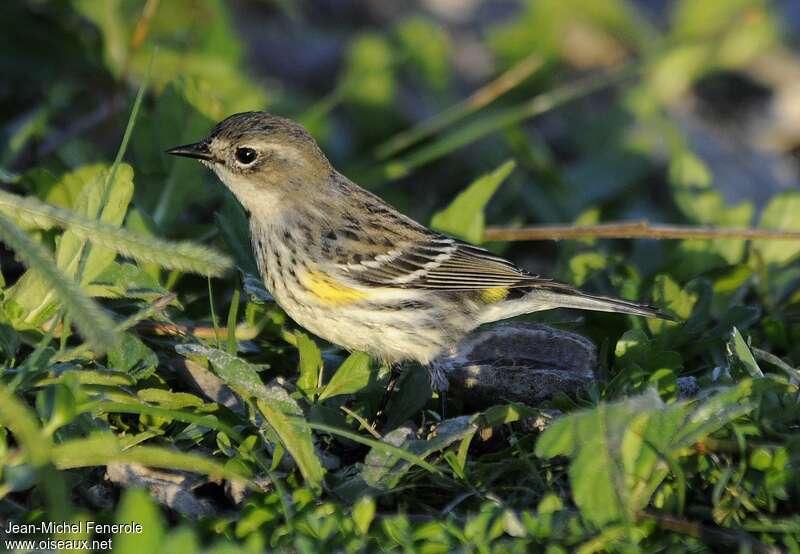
left=430, top=159, right=515, bottom=243
left=57, top=164, right=134, bottom=285
left=647, top=274, right=697, bottom=338
left=753, top=191, right=800, bottom=266
left=176, top=344, right=271, bottom=400
left=296, top=331, right=323, bottom=397
left=383, top=364, right=431, bottom=431
left=362, top=416, right=474, bottom=490
left=113, top=489, right=165, bottom=554
left=53, top=435, right=247, bottom=482
left=137, top=389, right=205, bottom=410
left=396, top=17, right=450, bottom=92
left=257, top=398, right=325, bottom=492
left=353, top=496, right=376, bottom=535
left=6, top=163, right=133, bottom=329
left=319, top=351, right=372, bottom=401
left=0, top=212, right=118, bottom=348
left=727, top=327, right=764, bottom=378
left=568, top=252, right=608, bottom=286
left=668, top=151, right=753, bottom=275
left=342, top=33, right=395, bottom=107
left=536, top=382, right=754, bottom=527
left=20, top=168, right=84, bottom=211
left=176, top=344, right=324, bottom=491
left=108, top=332, right=159, bottom=378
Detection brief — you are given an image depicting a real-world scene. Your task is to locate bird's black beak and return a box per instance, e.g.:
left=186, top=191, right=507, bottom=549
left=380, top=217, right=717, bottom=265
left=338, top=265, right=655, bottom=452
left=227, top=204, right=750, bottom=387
left=165, top=141, right=215, bottom=162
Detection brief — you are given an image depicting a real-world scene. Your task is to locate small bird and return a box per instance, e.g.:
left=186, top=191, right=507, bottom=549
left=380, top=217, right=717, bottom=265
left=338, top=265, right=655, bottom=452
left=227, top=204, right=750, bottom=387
left=168, top=112, right=671, bottom=392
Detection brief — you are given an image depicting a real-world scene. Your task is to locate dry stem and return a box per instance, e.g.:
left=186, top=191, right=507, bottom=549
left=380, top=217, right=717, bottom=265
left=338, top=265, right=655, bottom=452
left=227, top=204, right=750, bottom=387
left=484, top=221, right=800, bottom=242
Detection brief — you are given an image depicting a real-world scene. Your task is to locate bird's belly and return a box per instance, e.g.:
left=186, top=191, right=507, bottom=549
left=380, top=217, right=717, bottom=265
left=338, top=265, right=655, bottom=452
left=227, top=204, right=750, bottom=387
left=276, top=287, right=454, bottom=364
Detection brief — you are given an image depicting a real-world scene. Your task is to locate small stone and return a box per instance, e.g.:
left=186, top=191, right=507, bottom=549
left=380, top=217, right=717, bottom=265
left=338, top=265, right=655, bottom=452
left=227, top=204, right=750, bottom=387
left=433, top=322, right=596, bottom=410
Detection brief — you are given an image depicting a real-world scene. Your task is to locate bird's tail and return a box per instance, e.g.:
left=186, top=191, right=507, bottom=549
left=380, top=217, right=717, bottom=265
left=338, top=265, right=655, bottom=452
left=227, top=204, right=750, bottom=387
left=478, top=283, right=675, bottom=324
left=531, top=288, right=675, bottom=320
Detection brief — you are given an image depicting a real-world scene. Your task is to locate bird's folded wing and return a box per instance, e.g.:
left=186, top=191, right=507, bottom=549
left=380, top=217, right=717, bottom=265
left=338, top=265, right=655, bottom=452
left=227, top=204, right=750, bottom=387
left=329, top=232, right=548, bottom=290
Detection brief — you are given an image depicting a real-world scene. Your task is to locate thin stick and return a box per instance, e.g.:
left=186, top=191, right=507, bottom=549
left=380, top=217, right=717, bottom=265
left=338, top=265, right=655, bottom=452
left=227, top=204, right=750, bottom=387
left=122, top=0, right=161, bottom=80
left=375, top=52, right=545, bottom=159
left=340, top=406, right=382, bottom=440
left=640, top=512, right=781, bottom=554
left=484, top=221, right=800, bottom=242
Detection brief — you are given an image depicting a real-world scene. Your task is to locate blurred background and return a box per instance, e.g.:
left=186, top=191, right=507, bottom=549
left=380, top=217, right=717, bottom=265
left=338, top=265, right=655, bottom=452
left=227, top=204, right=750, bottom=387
left=2, top=0, right=799, bottom=333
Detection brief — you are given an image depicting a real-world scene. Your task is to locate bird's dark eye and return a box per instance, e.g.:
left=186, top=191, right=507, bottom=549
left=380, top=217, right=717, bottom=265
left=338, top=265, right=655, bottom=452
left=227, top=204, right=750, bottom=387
left=235, top=147, right=257, bottom=165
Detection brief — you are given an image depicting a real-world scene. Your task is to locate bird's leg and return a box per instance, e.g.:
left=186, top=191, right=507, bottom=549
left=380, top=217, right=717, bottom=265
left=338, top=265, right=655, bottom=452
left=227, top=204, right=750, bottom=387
left=428, top=363, right=449, bottom=420
left=374, top=362, right=402, bottom=424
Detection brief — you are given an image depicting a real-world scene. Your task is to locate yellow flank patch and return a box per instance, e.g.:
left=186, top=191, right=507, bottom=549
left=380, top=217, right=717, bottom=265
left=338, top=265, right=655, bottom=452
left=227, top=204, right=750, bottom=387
left=300, top=270, right=368, bottom=306
left=481, top=287, right=509, bottom=304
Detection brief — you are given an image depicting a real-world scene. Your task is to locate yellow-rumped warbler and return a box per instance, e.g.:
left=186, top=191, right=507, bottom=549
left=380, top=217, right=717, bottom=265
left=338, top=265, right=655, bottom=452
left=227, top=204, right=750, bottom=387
left=168, top=112, right=670, bottom=390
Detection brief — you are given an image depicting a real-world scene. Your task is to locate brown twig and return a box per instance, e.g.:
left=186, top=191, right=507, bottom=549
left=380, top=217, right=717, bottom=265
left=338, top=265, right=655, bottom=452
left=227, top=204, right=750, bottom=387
left=340, top=406, right=382, bottom=440
left=136, top=321, right=262, bottom=341
left=484, top=221, right=800, bottom=242
left=121, top=0, right=161, bottom=81
left=640, top=512, right=782, bottom=554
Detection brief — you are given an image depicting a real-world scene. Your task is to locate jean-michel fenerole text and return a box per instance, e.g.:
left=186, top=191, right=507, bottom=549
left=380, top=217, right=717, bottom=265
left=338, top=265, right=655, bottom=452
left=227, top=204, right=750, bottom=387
left=4, top=520, right=143, bottom=535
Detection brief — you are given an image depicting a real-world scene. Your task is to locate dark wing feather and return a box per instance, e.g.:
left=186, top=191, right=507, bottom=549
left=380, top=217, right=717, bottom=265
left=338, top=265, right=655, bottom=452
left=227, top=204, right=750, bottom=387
left=318, top=178, right=549, bottom=290
left=332, top=231, right=547, bottom=290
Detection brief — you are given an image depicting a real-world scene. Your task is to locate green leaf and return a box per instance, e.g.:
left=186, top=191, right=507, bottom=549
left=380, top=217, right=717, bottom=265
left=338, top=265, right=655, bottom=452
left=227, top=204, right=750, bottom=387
left=668, top=151, right=753, bottom=275
left=0, top=212, right=118, bottom=349
left=342, top=33, right=396, bottom=107
left=176, top=344, right=325, bottom=491
left=430, top=159, right=515, bottom=243
left=536, top=382, right=755, bottom=528
left=176, top=344, right=271, bottom=400
left=137, top=389, right=205, bottom=410
left=727, top=327, right=764, bottom=378
left=53, top=436, right=247, bottom=483
left=257, top=398, right=325, bottom=492
left=113, top=489, right=165, bottom=554
left=5, top=163, right=134, bottom=331
left=319, top=351, right=372, bottom=402
left=88, top=401, right=238, bottom=438
left=753, top=191, right=800, bottom=266
left=383, top=364, right=431, bottom=431
left=352, top=496, right=376, bottom=535
left=363, top=417, right=473, bottom=490
left=108, top=332, right=159, bottom=377
left=396, top=17, right=450, bottom=92
left=647, top=274, right=697, bottom=338
left=296, top=331, right=323, bottom=397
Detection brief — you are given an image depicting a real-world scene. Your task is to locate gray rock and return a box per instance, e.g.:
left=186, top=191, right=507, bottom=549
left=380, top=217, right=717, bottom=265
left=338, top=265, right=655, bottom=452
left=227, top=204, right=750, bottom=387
left=433, top=322, right=597, bottom=410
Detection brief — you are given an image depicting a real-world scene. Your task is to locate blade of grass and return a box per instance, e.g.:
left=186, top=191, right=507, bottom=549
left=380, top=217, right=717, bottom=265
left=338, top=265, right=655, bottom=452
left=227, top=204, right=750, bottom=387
left=381, top=65, right=636, bottom=180
left=105, top=48, right=154, bottom=195
left=226, top=288, right=240, bottom=355
left=82, top=400, right=242, bottom=440
left=0, top=383, right=70, bottom=519
left=296, top=419, right=441, bottom=475
left=51, top=435, right=250, bottom=485
left=0, top=212, right=118, bottom=350
left=375, top=52, right=544, bottom=159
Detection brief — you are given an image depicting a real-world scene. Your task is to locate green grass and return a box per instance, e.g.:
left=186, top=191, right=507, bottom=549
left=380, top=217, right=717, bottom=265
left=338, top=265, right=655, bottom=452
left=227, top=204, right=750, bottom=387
left=0, top=1, right=799, bottom=552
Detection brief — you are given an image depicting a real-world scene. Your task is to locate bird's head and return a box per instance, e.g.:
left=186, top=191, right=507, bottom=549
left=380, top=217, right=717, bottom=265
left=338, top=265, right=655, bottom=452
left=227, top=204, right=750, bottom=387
left=167, top=112, right=332, bottom=213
